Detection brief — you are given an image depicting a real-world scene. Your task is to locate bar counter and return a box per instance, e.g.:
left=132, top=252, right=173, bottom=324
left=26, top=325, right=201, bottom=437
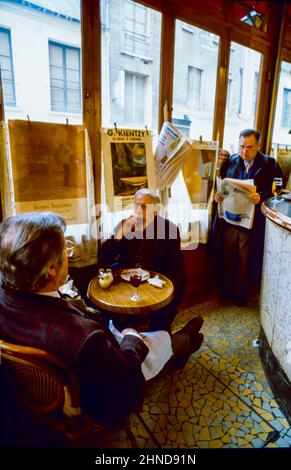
left=259, top=195, right=291, bottom=422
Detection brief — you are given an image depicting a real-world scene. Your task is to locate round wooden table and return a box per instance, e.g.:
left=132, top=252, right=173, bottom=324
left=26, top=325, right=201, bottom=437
left=87, top=271, right=173, bottom=316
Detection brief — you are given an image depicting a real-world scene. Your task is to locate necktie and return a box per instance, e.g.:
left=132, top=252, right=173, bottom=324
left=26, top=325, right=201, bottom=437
left=245, top=161, right=252, bottom=176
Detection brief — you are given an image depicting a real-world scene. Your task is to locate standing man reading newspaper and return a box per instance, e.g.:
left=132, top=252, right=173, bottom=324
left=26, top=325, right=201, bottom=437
left=214, top=129, right=282, bottom=306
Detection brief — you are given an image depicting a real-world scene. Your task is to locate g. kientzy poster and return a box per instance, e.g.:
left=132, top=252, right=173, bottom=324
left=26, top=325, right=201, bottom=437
left=102, top=127, right=156, bottom=211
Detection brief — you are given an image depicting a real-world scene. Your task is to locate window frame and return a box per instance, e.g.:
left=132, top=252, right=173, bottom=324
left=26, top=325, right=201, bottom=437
left=124, top=71, right=147, bottom=125
left=281, top=87, right=291, bottom=129
left=0, top=27, right=16, bottom=107
left=187, top=66, right=203, bottom=110
left=124, top=0, right=149, bottom=57
left=49, top=40, right=81, bottom=114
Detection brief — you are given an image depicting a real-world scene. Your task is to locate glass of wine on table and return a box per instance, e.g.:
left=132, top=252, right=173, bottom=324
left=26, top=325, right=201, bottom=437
left=130, top=272, right=142, bottom=301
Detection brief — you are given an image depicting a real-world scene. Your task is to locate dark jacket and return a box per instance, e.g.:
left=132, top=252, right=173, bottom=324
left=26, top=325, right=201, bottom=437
left=0, top=286, right=149, bottom=427
left=99, top=215, right=185, bottom=305
left=220, top=151, right=282, bottom=198
left=210, top=151, right=283, bottom=277
left=219, top=151, right=282, bottom=230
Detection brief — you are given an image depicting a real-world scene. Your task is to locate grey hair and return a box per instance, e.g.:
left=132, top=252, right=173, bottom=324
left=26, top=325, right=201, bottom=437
left=134, top=188, right=160, bottom=205
left=0, top=212, right=66, bottom=293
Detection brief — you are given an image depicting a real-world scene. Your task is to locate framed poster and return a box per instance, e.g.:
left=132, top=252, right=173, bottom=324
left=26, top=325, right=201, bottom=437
left=276, top=147, right=291, bottom=188
left=182, top=140, right=218, bottom=205
left=8, top=120, right=88, bottom=224
left=102, top=127, right=156, bottom=211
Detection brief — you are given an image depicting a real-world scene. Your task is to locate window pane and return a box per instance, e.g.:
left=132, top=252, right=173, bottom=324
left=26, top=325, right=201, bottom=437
left=136, top=4, right=146, bottom=24
left=0, top=30, right=10, bottom=55
left=170, top=21, right=220, bottom=241
left=173, top=20, right=220, bottom=140
left=51, top=88, right=65, bottom=110
left=50, top=65, right=64, bottom=80
left=125, top=0, right=134, bottom=19
left=49, top=44, right=63, bottom=67
left=0, top=28, right=16, bottom=106
left=0, top=1, right=82, bottom=123
left=49, top=41, right=81, bottom=113
left=135, top=75, right=146, bottom=123
left=66, top=47, right=79, bottom=69
left=67, top=69, right=80, bottom=83
left=101, top=0, right=161, bottom=132
left=223, top=42, right=262, bottom=154
left=124, top=72, right=133, bottom=123
left=271, top=61, right=291, bottom=159
left=282, top=89, right=291, bottom=128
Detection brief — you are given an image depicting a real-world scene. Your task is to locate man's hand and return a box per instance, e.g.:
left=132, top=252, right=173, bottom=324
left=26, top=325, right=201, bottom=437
left=249, top=193, right=260, bottom=205
left=115, top=216, right=136, bottom=240
left=214, top=192, right=223, bottom=203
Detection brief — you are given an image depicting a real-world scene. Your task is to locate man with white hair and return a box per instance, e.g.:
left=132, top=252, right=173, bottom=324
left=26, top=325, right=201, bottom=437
left=0, top=212, right=203, bottom=431
left=99, top=188, right=186, bottom=331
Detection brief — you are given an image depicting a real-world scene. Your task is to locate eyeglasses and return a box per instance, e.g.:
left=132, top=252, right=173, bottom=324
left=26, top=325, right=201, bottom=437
left=65, top=239, right=75, bottom=258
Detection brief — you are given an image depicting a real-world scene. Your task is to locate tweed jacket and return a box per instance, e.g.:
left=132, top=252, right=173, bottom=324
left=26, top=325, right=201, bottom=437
left=0, top=286, right=149, bottom=427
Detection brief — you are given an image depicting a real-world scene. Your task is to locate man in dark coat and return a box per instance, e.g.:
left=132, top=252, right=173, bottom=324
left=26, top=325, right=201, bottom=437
left=214, top=129, right=282, bottom=306
left=0, top=212, right=203, bottom=429
left=99, top=189, right=185, bottom=331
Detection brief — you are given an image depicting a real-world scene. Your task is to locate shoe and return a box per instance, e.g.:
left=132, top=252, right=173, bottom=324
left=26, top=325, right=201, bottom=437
left=177, top=316, right=204, bottom=335
left=174, top=333, right=204, bottom=369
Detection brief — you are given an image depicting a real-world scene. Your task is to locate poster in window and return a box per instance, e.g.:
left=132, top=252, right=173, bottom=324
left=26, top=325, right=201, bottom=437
left=276, top=147, right=291, bottom=188
left=182, top=140, right=218, bottom=205
left=8, top=120, right=88, bottom=224
left=102, top=127, right=156, bottom=211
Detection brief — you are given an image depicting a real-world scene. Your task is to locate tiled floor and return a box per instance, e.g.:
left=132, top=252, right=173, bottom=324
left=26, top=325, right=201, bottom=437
left=4, top=291, right=290, bottom=448
left=104, top=291, right=291, bottom=448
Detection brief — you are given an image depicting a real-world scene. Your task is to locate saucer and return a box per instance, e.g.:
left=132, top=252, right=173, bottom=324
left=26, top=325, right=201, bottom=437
left=120, top=268, right=150, bottom=282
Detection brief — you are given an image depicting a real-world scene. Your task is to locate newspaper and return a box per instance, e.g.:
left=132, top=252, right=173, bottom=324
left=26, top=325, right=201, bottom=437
left=217, top=177, right=256, bottom=229
left=154, top=121, right=192, bottom=189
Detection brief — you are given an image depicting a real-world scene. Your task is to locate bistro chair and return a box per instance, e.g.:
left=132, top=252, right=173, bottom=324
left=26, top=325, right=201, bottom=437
left=0, top=338, right=136, bottom=445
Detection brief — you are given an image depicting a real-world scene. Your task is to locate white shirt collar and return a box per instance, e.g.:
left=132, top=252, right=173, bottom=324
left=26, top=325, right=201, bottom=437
left=38, top=291, right=61, bottom=298
left=244, top=160, right=254, bottom=168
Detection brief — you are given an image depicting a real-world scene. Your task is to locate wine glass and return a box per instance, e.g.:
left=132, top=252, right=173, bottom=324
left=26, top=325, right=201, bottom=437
left=272, top=177, right=283, bottom=203
left=130, top=272, right=142, bottom=301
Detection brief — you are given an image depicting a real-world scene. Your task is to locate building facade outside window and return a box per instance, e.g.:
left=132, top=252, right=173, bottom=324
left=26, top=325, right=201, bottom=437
left=223, top=42, right=261, bottom=154
left=281, top=88, right=291, bottom=129
left=187, top=66, right=203, bottom=110
left=252, top=71, right=259, bottom=115
left=0, top=27, right=16, bottom=106
left=124, top=0, right=149, bottom=57
left=0, top=0, right=82, bottom=124
left=124, top=72, right=146, bottom=124
left=49, top=41, right=81, bottom=113
left=173, top=20, right=220, bottom=141
left=101, top=0, right=161, bottom=130
left=226, top=78, right=233, bottom=114
left=271, top=61, right=291, bottom=148
left=238, top=68, right=243, bottom=114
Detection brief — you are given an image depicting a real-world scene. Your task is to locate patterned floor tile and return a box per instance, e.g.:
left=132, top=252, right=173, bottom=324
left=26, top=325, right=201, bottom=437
left=97, top=291, right=290, bottom=448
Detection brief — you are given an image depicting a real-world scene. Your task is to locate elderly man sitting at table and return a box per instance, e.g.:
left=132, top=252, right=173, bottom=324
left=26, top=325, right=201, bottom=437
left=99, top=188, right=185, bottom=332
left=0, top=212, right=203, bottom=428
